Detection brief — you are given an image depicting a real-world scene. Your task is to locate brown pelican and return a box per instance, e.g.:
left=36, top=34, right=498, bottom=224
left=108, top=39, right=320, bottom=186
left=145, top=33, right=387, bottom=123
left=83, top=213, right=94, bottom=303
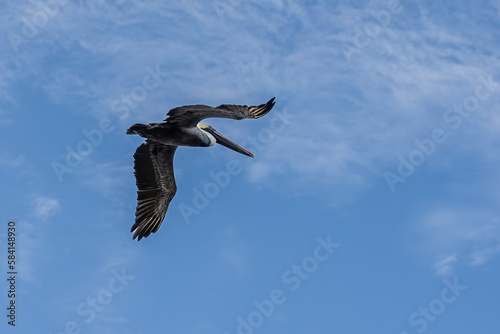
left=127, top=97, right=276, bottom=240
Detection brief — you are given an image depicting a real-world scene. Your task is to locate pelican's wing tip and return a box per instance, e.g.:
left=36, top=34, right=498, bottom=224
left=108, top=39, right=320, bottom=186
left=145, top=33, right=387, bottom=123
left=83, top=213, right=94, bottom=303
left=268, top=97, right=276, bottom=109
left=252, top=97, right=276, bottom=118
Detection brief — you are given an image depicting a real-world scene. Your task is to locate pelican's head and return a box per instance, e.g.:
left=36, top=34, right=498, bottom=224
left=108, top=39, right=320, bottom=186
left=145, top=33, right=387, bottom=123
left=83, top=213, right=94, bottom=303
left=197, top=123, right=254, bottom=158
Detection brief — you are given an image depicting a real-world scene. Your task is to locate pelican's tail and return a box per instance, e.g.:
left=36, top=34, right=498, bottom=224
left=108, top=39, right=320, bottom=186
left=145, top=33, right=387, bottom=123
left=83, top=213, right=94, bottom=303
left=126, top=123, right=149, bottom=136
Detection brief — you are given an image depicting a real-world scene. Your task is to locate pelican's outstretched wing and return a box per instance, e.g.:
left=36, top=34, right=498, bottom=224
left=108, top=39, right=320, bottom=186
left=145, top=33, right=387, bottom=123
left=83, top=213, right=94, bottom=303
left=131, top=140, right=177, bottom=241
left=165, top=97, right=276, bottom=128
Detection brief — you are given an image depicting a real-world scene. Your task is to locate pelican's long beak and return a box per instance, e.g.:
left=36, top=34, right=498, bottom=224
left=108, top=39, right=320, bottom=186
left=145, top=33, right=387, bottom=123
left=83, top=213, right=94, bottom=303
left=204, top=125, right=254, bottom=158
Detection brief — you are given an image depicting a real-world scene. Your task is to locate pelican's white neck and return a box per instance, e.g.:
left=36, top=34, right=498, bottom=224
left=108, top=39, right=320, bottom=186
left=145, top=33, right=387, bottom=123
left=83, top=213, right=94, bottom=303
left=197, top=123, right=216, bottom=146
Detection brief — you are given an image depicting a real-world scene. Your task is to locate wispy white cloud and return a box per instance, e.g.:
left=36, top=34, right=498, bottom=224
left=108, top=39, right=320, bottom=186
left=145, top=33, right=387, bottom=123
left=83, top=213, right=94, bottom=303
left=417, top=205, right=500, bottom=277
left=15, top=219, right=42, bottom=282
left=468, top=245, right=500, bottom=267
left=0, top=152, right=24, bottom=168
left=32, top=196, right=60, bottom=219
left=432, top=254, right=457, bottom=277
left=2, top=0, right=500, bottom=202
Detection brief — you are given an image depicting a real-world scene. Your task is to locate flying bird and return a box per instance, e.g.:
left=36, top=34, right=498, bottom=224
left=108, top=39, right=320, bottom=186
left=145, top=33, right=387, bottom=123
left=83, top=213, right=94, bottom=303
left=127, top=97, right=276, bottom=240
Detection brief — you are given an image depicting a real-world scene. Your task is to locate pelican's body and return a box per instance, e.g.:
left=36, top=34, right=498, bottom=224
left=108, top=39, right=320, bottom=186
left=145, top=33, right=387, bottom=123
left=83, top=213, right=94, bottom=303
left=127, top=97, right=276, bottom=240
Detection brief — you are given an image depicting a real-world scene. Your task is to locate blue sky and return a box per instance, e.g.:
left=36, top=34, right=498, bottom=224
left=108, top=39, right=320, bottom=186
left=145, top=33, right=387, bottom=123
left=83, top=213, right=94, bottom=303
left=1, top=0, right=500, bottom=333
